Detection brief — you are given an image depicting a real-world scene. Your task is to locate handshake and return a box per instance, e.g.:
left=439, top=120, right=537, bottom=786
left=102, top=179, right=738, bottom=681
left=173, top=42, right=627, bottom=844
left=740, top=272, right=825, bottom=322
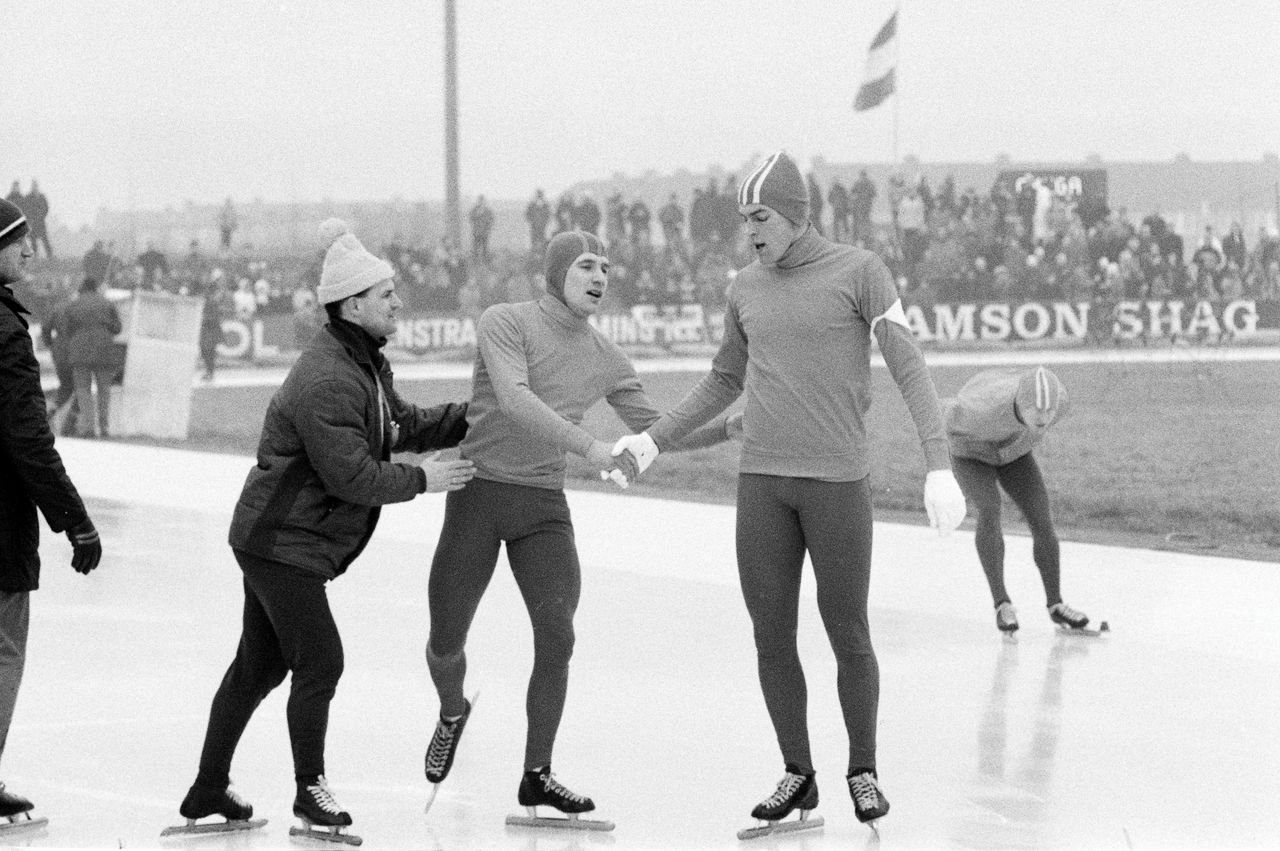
left=599, top=413, right=744, bottom=489
left=598, top=432, right=660, bottom=490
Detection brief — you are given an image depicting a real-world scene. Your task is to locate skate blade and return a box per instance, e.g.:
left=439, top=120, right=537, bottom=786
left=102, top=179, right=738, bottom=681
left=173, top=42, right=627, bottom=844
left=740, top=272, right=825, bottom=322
left=1056, top=620, right=1110, bottom=637
left=0, top=814, right=49, bottom=835
left=737, top=814, right=824, bottom=840
left=423, top=782, right=440, bottom=815
left=505, top=813, right=615, bottom=832
left=289, top=823, right=363, bottom=846
left=161, top=817, right=267, bottom=837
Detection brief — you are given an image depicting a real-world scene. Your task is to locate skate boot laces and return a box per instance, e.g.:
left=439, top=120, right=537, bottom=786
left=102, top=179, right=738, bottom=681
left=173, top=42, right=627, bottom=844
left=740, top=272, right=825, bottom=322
left=848, top=772, right=884, bottom=810
left=1050, top=602, right=1087, bottom=626
left=425, top=718, right=459, bottom=775
left=762, top=772, right=806, bottom=809
left=305, top=777, right=344, bottom=815
left=541, top=772, right=588, bottom=806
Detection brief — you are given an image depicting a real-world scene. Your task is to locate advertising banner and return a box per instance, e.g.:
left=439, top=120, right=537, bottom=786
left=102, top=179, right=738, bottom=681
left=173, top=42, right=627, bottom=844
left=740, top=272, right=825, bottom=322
left=220, top=298, right=1271, bottom=358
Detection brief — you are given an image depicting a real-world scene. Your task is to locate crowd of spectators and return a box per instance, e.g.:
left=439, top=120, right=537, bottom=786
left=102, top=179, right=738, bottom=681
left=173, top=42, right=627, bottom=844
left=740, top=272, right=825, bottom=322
left=826, top=172, right=1280, bottom=310
left=19, top=171, right=1280, bottom=359
left=429, top=172, right=1280, bottom=326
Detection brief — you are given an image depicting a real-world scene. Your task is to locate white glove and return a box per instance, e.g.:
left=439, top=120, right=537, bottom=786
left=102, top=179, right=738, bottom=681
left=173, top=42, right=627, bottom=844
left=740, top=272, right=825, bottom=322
left=599, top=469, right=629, bottom=490
left=611, top=431, right=659, bottom=477
left=923, top=469, right=967, bottom=536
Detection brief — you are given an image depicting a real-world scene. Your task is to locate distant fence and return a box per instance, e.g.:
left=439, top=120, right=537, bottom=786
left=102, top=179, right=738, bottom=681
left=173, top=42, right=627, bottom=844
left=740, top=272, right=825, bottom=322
left=224, top=298, right=1276, bottom=359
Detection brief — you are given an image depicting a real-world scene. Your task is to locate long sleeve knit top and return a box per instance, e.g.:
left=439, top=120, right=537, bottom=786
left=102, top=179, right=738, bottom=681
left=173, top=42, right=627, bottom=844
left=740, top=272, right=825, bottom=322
left=943, top=368, right=1070, bottom=466
left=647, top=226, right=950, bottom=481
left=461, top=294, right=728, bottom=489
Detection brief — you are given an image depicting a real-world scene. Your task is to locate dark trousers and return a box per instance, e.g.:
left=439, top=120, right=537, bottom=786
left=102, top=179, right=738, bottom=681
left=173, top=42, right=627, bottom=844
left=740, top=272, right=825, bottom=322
left=29, top=226, right=52, bottom=259
left=193, top=552, right=343, bottom=789
left=0, top=592, right=29, bottom=767
left=951, top=452, right=1061, bottom=608
left=736, top=474, right=878, bottom=774
left=72, top=364, right=115, bottom=437
left=426, top=478, right=579, bottom=770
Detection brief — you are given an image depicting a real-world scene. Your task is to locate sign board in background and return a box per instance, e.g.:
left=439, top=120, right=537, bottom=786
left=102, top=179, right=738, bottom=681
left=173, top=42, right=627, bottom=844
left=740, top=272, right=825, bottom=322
left=998, top=168, right=1109, bottom=227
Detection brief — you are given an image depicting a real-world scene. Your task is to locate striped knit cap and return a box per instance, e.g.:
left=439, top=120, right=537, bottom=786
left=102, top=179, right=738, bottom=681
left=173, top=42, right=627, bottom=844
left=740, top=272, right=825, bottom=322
left=544, top=230, right=607, bottom=303
left=0, top=199, right=29, bottom=253
left=1016, top=366, right=1064, bottom=420
left=736, top=151, right=809, bottom=225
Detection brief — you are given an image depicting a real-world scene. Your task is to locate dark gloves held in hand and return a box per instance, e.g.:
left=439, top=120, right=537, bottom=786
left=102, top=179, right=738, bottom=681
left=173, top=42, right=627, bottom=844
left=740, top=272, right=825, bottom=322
left=66, top=518, right=102, bottom=575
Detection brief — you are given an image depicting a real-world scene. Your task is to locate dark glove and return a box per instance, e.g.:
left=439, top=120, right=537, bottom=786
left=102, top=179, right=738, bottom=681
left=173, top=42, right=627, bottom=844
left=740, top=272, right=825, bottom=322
left=66, top=518, right=102, bottom=575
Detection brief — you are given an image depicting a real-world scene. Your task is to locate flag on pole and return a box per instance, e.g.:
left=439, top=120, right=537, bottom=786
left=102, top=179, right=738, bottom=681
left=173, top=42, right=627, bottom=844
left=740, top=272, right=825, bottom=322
left=854, top=11, right=897, bottom=112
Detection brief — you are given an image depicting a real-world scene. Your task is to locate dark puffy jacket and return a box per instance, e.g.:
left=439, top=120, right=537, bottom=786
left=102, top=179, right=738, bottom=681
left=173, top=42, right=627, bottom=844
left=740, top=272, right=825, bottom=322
left=228, top=321, right=468, bottom=579
left=0, top=288, right=90, bottom=591
left=64, top=290, right=122, bottom=367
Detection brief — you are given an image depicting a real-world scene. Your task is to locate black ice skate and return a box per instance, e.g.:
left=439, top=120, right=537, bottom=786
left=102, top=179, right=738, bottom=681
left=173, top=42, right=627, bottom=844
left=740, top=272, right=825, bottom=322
left=737, top=765, right=824, bottom=841
left=995, top=601, right=1019, bottom=634
left=161, top=783, right=265, bottom=838
left=0, top=784, right=46, bottom=835
left=423, top=693, right=477, bottom=815
left=288, top=776, right=362, bottom=846
left=1050, top=602, right=1110, bottom=635
left=847, top=770, right=890, bottom=827
left=505, top=767, right=614, bottom=832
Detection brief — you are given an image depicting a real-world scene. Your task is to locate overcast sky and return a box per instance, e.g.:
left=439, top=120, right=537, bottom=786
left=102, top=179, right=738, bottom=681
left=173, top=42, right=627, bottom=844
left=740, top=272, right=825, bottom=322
left=6, top=0, right=1279, bottom=227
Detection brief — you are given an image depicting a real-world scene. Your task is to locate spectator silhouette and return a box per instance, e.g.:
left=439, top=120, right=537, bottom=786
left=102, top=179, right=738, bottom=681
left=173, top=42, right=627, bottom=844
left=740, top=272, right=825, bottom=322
left=850, top=169, right=877, bottom=244
left=469, top=195, right=495, bottom=263
left=64, top=278, right=122, bottom=438
left=218, top=198, right=238, bottom=251
left=658, top=192, right=685, bottom=251
left=23, top=182, right=51, bottom=259
left=137, top=242, right=169, bottom=289
left=525, top=189, right=551, bottom=253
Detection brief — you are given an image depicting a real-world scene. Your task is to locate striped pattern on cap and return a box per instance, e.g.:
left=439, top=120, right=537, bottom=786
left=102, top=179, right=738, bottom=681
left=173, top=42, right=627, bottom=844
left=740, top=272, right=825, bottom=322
left=738, top=152, right=783, bottom=206
left=1032, top=366, right=1054, bottom=411
left=1016, top=365, right=1063, bottom=421
left=735, top=151, right=809, bottom=225
left=0, top=198, right=29, bottom=252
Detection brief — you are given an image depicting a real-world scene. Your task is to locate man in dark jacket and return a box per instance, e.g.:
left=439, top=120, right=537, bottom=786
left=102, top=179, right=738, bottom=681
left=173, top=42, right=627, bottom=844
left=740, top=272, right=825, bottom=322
left=524, top=189, right=551, bottom=253
left=64, top=277, right=122, bottom=438
left=0, top=198, right=102, bottom=825
left=173, top=219, right=475, bottom=841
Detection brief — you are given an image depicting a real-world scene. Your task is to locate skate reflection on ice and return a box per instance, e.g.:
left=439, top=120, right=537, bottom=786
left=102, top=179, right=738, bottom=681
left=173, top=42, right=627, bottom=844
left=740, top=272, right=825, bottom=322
left=746, top=829, right=845, bottom=851
left=951, top=637, right=1090, bottom=849
left=157, top=827, right=261, bottom=850
left=0, top=816, right=48, bottom=847
left=505, top=828, right=616, bottom=850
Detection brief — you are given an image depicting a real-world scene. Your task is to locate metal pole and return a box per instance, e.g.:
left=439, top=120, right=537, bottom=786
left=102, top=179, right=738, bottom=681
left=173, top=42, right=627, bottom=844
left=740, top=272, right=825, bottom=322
left=892, top=3, right=900, bottom=166
left=444, top=0, right=461, bottom=246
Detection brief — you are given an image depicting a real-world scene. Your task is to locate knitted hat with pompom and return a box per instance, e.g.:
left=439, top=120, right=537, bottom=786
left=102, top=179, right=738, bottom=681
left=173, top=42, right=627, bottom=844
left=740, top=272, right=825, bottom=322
left=316, top=218, right=395, bottom=305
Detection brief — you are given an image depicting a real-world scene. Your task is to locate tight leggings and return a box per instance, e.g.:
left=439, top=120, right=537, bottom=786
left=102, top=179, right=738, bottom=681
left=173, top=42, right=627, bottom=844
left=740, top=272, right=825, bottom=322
left=736, top=473, right=877, bottom=775
left=426, top=478, right=580, bottom=771
left=195, top=552, right=343, bottom=788
left=951, top=452, right=1062, bottom=608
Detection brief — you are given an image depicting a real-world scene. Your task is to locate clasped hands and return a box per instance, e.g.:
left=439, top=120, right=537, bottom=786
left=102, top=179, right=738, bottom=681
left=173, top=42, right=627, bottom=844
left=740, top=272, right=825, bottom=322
left=599, top=413, right=744, bottom=489
left=595, top=432, right=658, bottom=490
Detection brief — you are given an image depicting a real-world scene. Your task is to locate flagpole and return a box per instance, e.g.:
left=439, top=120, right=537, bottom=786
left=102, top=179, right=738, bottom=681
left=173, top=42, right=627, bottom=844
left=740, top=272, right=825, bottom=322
left=892, top=2, right=900, bottom=166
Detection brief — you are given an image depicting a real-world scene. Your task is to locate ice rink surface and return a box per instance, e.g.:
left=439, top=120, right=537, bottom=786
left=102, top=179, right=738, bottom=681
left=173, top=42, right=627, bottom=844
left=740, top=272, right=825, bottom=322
left=9, top=438, right=1280, bottom=850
